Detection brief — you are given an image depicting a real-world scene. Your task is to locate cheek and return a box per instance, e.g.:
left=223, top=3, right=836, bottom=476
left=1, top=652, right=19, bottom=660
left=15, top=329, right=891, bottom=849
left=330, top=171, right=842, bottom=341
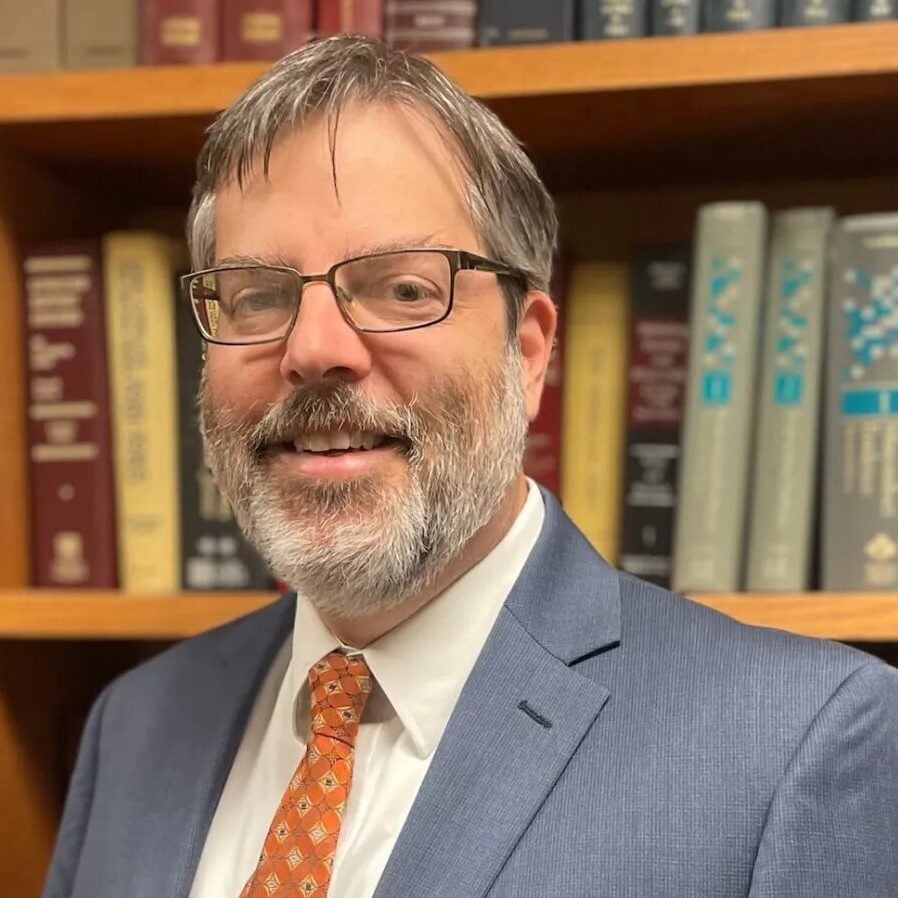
left=203, top=345, right=285, bottom=414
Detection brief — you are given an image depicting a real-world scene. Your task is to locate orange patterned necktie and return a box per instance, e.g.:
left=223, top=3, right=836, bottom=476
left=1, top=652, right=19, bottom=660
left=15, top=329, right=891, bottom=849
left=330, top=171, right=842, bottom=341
left=239, top=651, right=373, bottom=898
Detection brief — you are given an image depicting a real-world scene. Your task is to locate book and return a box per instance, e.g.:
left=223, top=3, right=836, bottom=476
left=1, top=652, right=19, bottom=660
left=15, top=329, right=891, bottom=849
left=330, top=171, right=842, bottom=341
left=852, top=0, right=896, bottom=17
left=580, top=0, right=648, bottom=38
left=651, top=0, right=700, bottom=33
left=384, top=0, right=477, bottom=50
left=0, top=0, right=61, bottom=72
left=174, top=275, right=273, bottom=589
left=619, top=245, right=691, bottom=589
left=22, top=242, right=117, bottom=588
left=64, top=0, right=138, bottom=68
left=822, top=213, right=898, bottom=591
left=561, top=262, right=628, bottom=564
left=479, top=0, right=576, bottom=45
left=316, top=0, right=385, bottom=37
left=103, top=232, right=182, bottom=593
left=780, top=0, right=849, bottom=23
left=221, top=0, right=314, bottom=60
left=703, top=0, right=776, bottom=29
left=524, top=262, right=567, bottom=497
left=140, top=0, right=220, bottom=65
left=672, top=202, right=768, bottom=593
left=745, top=208, right=834, bottom=592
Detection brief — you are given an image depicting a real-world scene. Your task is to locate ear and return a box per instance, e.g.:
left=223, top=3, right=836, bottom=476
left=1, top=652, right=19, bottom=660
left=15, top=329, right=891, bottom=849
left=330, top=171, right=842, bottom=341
left=516, top=290, right=558, bottom=423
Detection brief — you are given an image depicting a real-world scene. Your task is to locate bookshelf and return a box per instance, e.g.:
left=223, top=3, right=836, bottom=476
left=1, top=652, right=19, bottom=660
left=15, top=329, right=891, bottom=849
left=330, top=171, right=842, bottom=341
left=3, top=23, right=898, bottom=896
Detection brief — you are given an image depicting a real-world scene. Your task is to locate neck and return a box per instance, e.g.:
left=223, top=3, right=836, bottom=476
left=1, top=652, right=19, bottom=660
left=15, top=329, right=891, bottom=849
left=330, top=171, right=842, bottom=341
left=319, top=474, right=529, bottom=648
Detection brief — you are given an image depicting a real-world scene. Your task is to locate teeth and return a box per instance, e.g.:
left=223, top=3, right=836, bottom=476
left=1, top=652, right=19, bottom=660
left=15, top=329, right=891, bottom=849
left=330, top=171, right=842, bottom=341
left=293, top=431, right=387, bottom=453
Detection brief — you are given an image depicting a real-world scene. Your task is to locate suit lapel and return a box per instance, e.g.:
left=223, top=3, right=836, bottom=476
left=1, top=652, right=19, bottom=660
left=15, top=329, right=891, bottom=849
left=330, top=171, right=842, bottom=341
left=373, top=489, right=621, bottom=898
left=133, top=593, right=297, bottom=898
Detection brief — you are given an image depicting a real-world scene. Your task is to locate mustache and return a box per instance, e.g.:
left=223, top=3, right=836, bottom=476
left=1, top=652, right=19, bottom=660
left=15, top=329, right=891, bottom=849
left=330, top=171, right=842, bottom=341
left=248, top=383, right=419, bottom=456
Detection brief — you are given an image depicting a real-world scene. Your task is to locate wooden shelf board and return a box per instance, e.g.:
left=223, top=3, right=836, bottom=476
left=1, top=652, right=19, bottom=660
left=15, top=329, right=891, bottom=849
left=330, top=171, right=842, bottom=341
left=0, top=24, right=897, bottom=195
left=1, top=589, right=897, bottom=641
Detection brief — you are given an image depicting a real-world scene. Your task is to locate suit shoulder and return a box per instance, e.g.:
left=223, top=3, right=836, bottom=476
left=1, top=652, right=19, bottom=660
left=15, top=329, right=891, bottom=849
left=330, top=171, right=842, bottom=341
left=615, top=570, right=882, bottom=691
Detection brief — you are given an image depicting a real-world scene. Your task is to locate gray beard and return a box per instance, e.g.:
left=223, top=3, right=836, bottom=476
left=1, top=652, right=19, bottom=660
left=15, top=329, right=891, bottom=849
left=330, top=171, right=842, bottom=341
left=199, top=348, right=528, bottom=620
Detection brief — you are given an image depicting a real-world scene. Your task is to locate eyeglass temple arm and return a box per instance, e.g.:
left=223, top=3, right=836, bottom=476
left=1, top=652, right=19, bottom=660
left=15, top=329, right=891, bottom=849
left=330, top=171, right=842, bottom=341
left=458, top=252, right=528, bottom=287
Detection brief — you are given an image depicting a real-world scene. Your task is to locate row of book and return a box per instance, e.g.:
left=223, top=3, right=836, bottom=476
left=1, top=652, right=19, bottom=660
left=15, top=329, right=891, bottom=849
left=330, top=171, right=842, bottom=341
left=3, top=0, right=896, bottom=74
left=557, top=205, right=898, bottom=595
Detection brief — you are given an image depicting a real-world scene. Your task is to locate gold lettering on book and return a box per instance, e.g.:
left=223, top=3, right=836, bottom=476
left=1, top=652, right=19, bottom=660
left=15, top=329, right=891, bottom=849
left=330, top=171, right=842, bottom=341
left=242, top=12, right=283, bottom=43
left=161, top=16, right=201, bottom=48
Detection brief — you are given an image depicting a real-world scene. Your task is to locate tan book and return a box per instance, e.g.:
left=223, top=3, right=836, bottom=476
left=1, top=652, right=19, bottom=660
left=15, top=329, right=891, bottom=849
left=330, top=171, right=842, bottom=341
left=64, top=0, right=139, bottom=69
left=0, top=0, right=62, bottom=72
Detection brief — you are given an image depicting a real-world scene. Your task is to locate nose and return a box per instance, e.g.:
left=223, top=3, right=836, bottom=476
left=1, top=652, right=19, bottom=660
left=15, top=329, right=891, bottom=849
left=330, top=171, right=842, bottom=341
left=277, top=279, right=373, bottom=388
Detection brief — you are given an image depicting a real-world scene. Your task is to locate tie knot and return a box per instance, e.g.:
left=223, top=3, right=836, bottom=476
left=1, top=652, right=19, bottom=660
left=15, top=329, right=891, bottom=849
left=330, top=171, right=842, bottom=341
left=308, top=651, right=372, bottom=744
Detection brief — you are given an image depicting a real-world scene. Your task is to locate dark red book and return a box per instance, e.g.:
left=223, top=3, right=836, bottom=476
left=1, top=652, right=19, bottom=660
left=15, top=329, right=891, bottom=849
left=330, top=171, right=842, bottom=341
left=316, top=0, right=384, bottom=37
left=222, top=0, right=314, bottom=60
left=523, top=261, right=567, bottom=497
left=140, top=0, right=220, bottom=65
left=22, top=242, right=117, bottom=588
left=385, top=0, right=477, bottom=50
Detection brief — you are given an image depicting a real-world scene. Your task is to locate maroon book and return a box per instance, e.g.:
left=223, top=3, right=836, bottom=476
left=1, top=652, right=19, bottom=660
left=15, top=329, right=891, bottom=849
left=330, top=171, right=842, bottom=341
left=22, top=242, right=117, bottom=588
left=385, top=0, right=477, bottom=50
left=140, top=0, right=220, bottom=65
left=316, top=0, right=384, bottom=37
left=523, top=261, right=567, bottom=497
left=222, top=0, right=314, bottom=60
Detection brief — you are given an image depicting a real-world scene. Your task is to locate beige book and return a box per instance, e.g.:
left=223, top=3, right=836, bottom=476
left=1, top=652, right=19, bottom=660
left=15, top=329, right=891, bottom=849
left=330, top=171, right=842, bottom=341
left=0, top=0, right=62, bottom=72
left=64, top=0, right=139, bottom=69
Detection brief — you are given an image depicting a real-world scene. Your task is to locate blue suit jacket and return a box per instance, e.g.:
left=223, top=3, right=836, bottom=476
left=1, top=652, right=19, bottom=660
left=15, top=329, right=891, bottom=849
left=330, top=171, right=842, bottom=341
left=44, top=489, right=898, bottom=897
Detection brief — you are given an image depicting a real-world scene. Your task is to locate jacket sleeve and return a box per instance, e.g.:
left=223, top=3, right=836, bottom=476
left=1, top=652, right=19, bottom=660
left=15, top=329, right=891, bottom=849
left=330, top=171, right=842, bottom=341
left=748, top=660, right=898, bottom=897
left=41, top=684, right=112, bottom=898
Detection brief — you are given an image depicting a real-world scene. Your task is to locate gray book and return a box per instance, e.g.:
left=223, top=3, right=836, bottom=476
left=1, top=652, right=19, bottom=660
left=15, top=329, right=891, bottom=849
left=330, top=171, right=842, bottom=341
left=580, top=0, right=648, bottom=38
left=672, top=202, right=768, bottom=594
left=651, top=0, right=700, bottom=33
left=780, top=0, right=849, bottom=24
left=703, top=0, right=776, bottom=29
left=0, top=0, right=61, bottom=72
left=745, top=208, right=834, bottom=592
left=64, top=0, right=138, bottom=69
left=822, top=214, right=898, bottom=591
left=852, top=0, right=897, bottom=17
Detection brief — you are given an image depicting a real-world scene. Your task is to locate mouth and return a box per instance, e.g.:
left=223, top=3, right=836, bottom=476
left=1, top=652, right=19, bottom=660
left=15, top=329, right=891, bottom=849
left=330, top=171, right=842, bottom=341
left=284, top=431, right=407, bottom=456
left=262, top=430, right=409, bottom=478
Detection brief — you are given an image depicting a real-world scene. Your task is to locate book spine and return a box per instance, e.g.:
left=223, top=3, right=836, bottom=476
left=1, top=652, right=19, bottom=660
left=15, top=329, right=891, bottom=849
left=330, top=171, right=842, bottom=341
left=22, top=242, right=117, bottom=588
left=672, top=202, right=768, bottom=593
left=479, top=0, right=577, bottom=45
left=384, top=0, right=477, bottom=50
left=580, top=0, right=649, bottom=38
left=222, top=0, right=314, bottom=60
left=745, top=208, right=833, bottom=592
left=702, top=0, right=776, bottom=29
left=651, top=0, right=700, bottom=33
left=561, top=263, right=629, bottom=564
left=103, top=232, right=181, bottom=592
left=524, top=262, right=567, bottom=496
left=316, top=0, right=385, bottom=37
left=175, top=275, right=272, bottom=589
left=822, top=213, right=898, bottom=591
left=619, top=246, right=691, bottom=589
left=780, top=0, right=848, bottom=23
left=140, top=0, right=220, bottom=65
left=852, top=0, right=897, bottom=18
left=0, top=0, right=62, bottom=72
left=64, top=0, right=139, bottom=68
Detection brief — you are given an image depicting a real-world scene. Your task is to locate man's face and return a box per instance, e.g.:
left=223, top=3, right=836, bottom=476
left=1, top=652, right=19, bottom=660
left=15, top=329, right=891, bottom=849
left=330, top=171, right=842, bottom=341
left=199, top=101, right=542, bottom=617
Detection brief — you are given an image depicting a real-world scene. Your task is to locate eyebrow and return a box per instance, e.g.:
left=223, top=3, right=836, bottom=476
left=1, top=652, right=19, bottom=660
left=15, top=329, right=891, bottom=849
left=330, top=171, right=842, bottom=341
left=214, top=234, right=447, bottom=270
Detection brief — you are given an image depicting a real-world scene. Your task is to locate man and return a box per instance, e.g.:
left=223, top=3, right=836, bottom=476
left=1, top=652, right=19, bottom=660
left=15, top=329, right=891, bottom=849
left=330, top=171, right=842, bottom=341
left=45, top=36, right=897, bottom=898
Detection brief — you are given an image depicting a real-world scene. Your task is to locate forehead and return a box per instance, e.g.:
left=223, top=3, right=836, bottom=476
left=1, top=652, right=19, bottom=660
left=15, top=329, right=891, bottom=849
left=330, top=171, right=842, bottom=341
left=213, top=101, right=481, bottom=263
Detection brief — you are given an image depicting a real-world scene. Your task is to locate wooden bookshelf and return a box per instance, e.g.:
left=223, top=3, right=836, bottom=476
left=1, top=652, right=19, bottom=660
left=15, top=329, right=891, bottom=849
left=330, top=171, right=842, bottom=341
left=2, top=590, right=898, bottom=642
left=3, top=25, right=898, bottom=896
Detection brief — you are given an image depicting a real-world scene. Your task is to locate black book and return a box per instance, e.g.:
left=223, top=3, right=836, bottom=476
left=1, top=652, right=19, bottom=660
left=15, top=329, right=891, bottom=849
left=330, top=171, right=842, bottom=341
left=651, top=0, right=700, bottom=33
left=174, top=275, right=273, bottom=590
left=619, top=246, right=691, bottom=589
left=703, top=0, right=776, bottom=29
left=581, top=0, right=648, bottom=37
left=478, top=0, right=577, bottom=45
left=852, top=0, right=896, bottom=18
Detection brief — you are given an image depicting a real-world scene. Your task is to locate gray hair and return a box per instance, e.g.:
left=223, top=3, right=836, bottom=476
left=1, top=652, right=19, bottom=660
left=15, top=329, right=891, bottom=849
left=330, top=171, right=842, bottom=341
left=186, top=35, right=557, bottom=331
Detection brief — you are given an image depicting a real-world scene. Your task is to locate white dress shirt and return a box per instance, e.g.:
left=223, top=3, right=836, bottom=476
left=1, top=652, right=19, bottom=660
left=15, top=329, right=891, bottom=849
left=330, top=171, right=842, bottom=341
left=189, top=479, right=545, bottom=898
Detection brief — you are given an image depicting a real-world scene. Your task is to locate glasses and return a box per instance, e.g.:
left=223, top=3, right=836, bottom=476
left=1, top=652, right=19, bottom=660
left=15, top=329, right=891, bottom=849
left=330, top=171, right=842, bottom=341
left=181, top=248, right=527, bottom=345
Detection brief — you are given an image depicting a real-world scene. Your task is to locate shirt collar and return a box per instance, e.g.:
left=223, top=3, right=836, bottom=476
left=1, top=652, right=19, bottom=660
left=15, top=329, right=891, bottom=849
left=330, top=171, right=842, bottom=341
left=290, top=478, right=545, bottom=757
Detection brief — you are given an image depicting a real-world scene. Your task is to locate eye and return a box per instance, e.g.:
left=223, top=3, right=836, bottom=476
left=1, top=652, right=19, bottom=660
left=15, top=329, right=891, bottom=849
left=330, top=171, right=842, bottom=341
left=231, top=290, right=289, bottom=315
left=383, top=277, right=441, bottom=303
